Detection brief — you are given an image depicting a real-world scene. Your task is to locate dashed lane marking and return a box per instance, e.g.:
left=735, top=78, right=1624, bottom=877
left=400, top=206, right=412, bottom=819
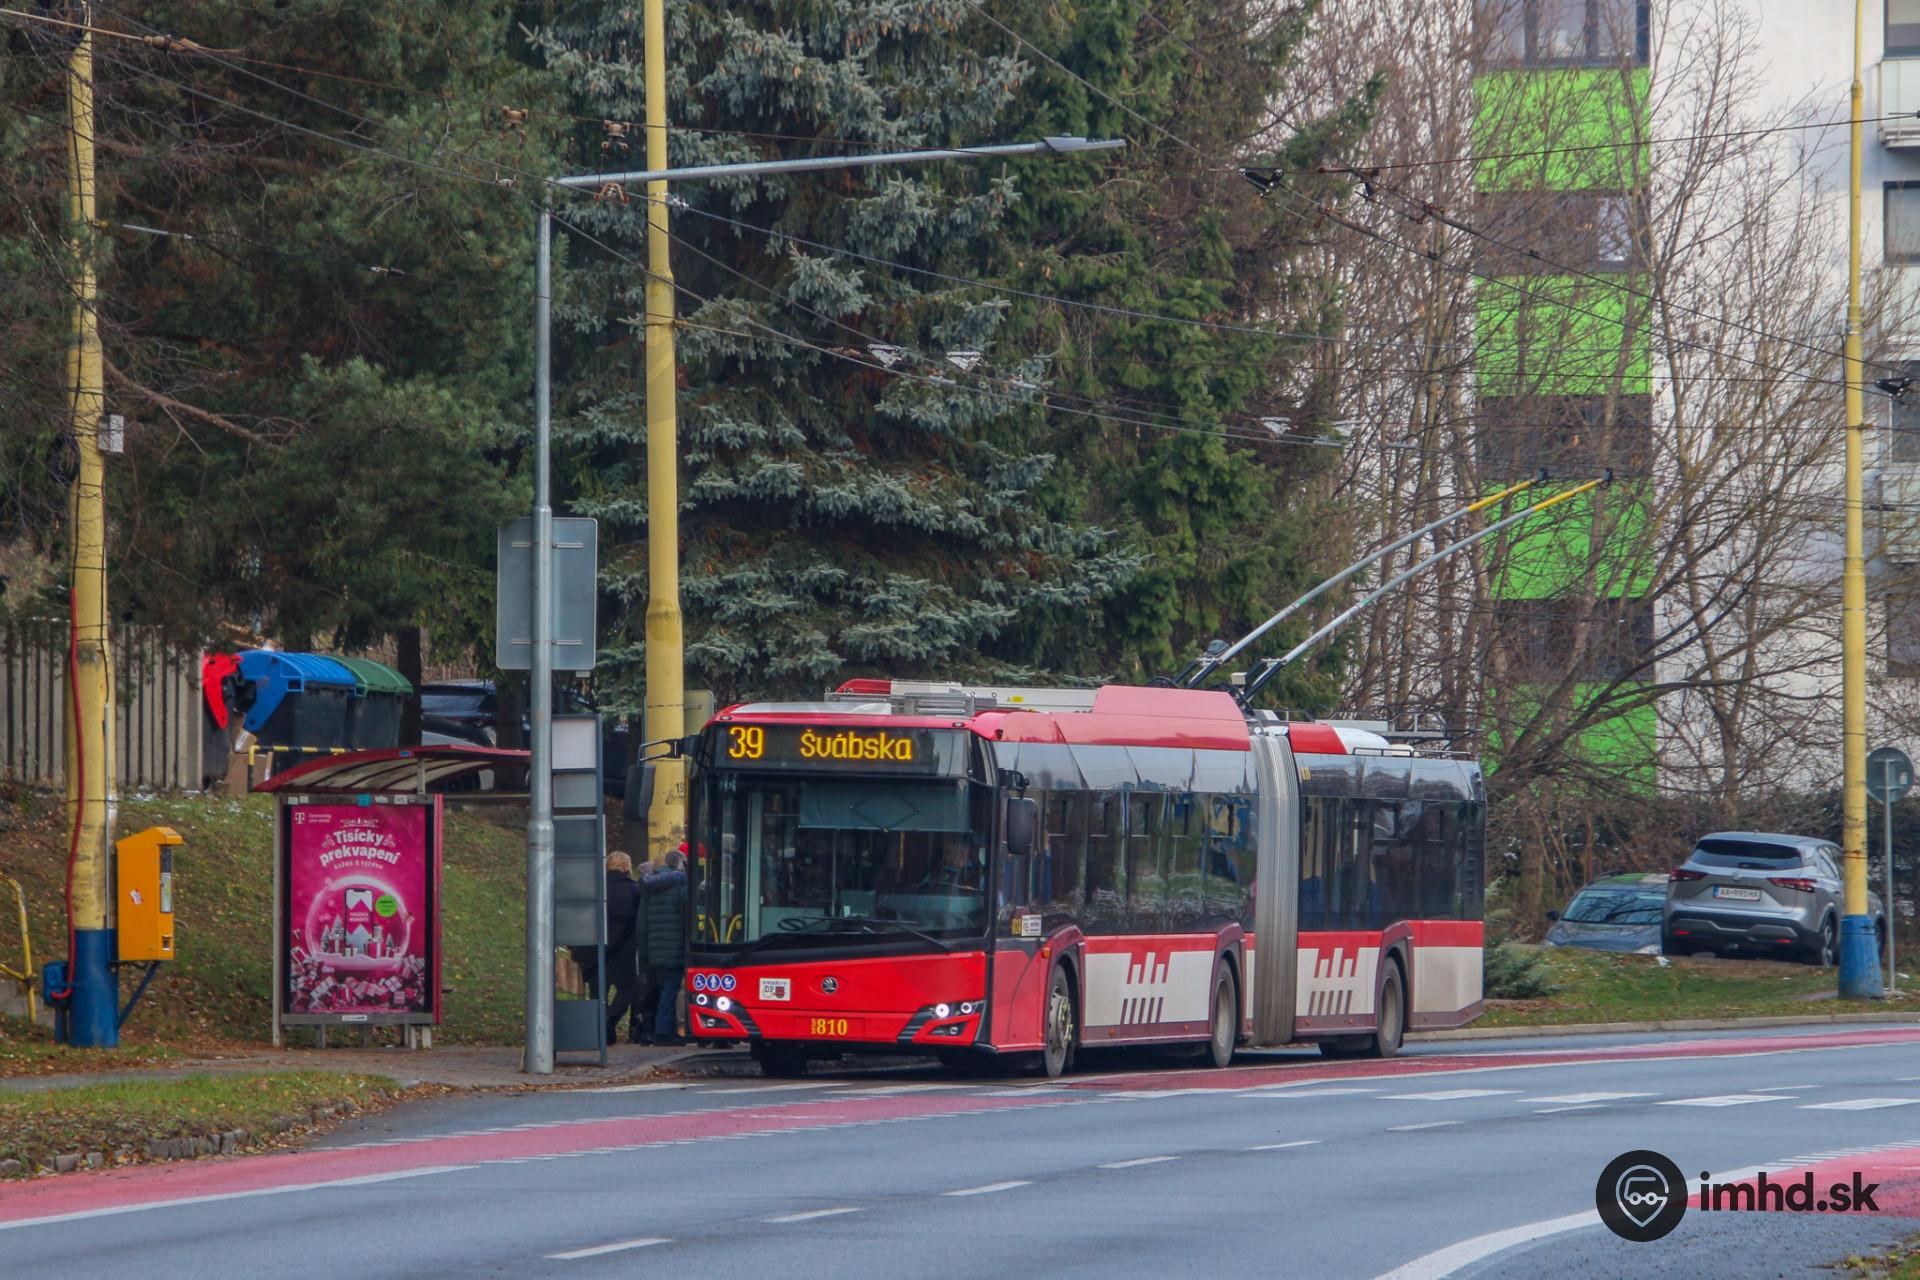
left=1534, top=1105, right=1603, bottom=1114
left=1799, top=1098, right=1920, bottom=1110
left=1248, top=1140, right=1320, bottom=1151
left=1247, top=1087, right=1381, bottom=1098
left=1388, top=1121, right=1462, bottom=1132
left=1521, top=1092, right=1653, bottom=1105
left=546, top=1237, right=670, bottom=1260
left=1098, top=1156, right=1179, bottom=1169
left=764, top=1207, right=863, bottom=1223
left=1382, top=1089, right=1518, bottom=1102
left=1657, top=1094, right=1790, bottom=1107
left=943, top=1181, right=1032, bottom=1197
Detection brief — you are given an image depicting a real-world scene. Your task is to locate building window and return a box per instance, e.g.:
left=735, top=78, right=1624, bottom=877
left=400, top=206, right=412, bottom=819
left=1893, top=365, right=1920, bottom=464
left=1888, top=184, right=1920, bottom=264
left=1495, top=595, right=1654, bottom=682
left=1475, top=0, right=1649, bottom=67
left=1889, top=586, right=1920, bottom=675
left=1477, top=191, right=1644, bottom=274
left=1478, top=394, right=1652, bottom=479
left=1891, top=0, right=1920, bottom=58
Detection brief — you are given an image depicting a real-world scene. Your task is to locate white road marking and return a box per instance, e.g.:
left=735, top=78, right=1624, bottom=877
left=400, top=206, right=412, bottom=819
left=1248, top=1140, right=1320, bottom=1151
left=839, top=1083, right=963, bottom=1095
left=1247, top=1087, right=1381, bottom=1098
left=1800, top=1097, right=1920, bottom=1110
left=569, top=1083, right=697, bottom=1094
left=1522, top=1092, right=1653, bottom=1105
left=709, top=1083, right=845, bottom=1094
left=1099, top=1155, right=1179, bottom=1169
left=985, top=1088, right=1071, bottom=1097
left=764, top=1207, right=863, bottom=1223
left=1534, top=1105, right=1604, bottom=1114
left=0, top=1165, right=478, bottom=1233
left=943, top=1181, right=1032, bottom=1197
left=1387, top=1121, right=1462, bottom=1132
left=1657, top=1094, right=1790, bottom=1107
left=1383, top=1089, right=1519, bottom=1101
left=546, top=1237, right=671, bottom=1260
left=1752, top=1084, right=1819, bottom=1091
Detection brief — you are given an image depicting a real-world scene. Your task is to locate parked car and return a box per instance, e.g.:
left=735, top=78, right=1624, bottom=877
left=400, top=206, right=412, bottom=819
left=1544, top=872, right=1669, bottom=954
left=1664, top=831, right=1886, bottom=966
left=416, top=679, right=629, bottom=793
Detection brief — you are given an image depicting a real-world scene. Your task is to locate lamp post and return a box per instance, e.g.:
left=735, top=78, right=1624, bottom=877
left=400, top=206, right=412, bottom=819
left=521, top=134, right=1124, bottom=1073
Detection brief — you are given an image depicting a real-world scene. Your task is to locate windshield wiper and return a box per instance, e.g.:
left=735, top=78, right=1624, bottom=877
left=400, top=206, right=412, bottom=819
left=730, top=914, right=954, bottom=954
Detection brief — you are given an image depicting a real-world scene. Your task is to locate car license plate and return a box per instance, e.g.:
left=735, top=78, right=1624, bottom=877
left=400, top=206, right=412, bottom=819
left=1713, top=886, right=1762, bottom=901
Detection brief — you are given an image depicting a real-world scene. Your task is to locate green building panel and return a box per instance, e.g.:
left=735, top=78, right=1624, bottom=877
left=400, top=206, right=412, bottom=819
left=1483, top=687, right=1658, bottom=786
left=1493, top=486, right=1654, bottom=600
left=1476, top=276, right=1651, bottom=400
left=1473, top=67, right=1650, bottom=193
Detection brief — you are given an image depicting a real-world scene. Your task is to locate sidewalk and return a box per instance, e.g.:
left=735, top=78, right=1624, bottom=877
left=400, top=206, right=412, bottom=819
left=0, top=1042, right=711, bottom=1094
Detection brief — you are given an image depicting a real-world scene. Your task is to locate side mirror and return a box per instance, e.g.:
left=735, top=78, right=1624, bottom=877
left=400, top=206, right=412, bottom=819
left=624, top=763, right=656, bottom=822
left=1544, top=909, right=1560, bottom=921
left=1005, top=797, right=1039, bottom=858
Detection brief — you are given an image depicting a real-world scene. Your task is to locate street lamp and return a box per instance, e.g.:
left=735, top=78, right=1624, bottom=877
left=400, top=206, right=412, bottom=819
left=522, top=134, right=1124, bottom=1073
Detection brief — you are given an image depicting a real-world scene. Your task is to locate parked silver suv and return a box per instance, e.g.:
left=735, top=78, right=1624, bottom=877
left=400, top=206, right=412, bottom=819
left=1664, top=832, right=1886, bottom=966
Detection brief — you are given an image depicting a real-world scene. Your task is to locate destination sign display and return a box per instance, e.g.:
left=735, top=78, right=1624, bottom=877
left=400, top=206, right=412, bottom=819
left=710, top=723, right=965, bottom=774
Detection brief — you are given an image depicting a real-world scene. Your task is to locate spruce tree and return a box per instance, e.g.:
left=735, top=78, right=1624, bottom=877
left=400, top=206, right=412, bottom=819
left=539, top=0, right=1136, bottom=705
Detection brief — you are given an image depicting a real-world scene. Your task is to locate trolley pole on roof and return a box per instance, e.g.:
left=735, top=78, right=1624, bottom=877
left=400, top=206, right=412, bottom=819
left=1234, top=475, right=1608, bottom=706
left=522, top=132, right=1124, bottom=1072
left=1178, top=472, right=1545, bottom=690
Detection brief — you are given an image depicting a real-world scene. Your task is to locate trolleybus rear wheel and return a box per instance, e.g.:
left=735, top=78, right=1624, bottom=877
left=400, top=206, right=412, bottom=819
left=1202, top=969, right=1238, bottom=1069
left=1362, top=961, right=1405, bottom=1060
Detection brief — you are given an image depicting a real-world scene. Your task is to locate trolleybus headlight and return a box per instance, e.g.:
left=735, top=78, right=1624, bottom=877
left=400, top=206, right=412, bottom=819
left=694, top=992, right=710, bottom=1007
left=934, top=1003, right=951, bottom=1019
left=959, top=1001, right=979, bottom=1015
left=715, top=996, right=733, bottom=1013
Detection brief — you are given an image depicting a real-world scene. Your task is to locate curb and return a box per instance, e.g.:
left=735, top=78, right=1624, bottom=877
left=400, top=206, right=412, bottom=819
left=1408, top=1011, right=1920, bottom=1041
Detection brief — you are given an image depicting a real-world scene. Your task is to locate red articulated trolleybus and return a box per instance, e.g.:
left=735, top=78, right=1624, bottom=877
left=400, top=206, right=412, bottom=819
left=680, top=679, right=1485, bottom=1077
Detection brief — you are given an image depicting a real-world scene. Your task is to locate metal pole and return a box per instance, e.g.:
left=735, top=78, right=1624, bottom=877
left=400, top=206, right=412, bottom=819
left=63, top=0, right=119, bottom=1048
left=549, top=137, right=1124, bottom=191
left=1840, top=0, right=1883, bottom=998
left=525, top=206, right=555, bottom=1074
left=1886, top=760, right=1898, bottom=992
left=1183, top=473, right=1542, bottom=688
left=641, top=0, right=686, bottom=861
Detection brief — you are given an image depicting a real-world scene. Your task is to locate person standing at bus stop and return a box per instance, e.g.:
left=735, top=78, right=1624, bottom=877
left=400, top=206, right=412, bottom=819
left=640, top=847, right=689, bottom=1044
left=602, top=852, right=644, bottom=1044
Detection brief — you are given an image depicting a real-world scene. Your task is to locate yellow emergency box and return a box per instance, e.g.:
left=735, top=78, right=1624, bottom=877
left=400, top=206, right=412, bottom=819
left=117, top=826, right=181, bottom=962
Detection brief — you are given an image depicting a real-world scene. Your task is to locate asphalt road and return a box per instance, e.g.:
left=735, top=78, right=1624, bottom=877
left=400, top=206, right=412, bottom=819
left=6, top=1024, right=1920, bottom=1279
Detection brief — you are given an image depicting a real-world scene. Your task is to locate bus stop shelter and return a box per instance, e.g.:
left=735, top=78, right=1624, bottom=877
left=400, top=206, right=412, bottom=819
left=255, top=746, right=530, bottom=1048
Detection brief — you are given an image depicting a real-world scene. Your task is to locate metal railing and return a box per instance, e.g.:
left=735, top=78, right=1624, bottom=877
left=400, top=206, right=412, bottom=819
left=0, top=873, right=35, bottom=1024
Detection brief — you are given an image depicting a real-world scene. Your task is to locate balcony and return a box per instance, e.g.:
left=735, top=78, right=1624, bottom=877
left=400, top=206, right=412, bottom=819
left=1882, top=60, right=1920, bottom=147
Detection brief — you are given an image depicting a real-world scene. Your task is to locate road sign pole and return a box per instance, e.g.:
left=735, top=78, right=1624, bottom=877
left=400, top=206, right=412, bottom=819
left=525, top=206, right=555, bottom=1075
left=1888, top=759, right=1899, bottom=993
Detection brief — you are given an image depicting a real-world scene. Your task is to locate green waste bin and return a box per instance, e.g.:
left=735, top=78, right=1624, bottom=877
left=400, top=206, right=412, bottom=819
left=337, top=657, right=413, bottom=751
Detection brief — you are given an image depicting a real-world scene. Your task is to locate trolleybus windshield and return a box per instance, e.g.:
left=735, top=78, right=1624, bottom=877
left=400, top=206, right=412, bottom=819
left=691, top=772, right=993, bottom=947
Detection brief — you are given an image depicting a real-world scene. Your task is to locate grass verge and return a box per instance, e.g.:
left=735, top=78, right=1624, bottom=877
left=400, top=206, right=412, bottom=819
left=1479, top=945, right=1920, bottom=1027
left=0, top=788, right=528, bottom=1063
left=1837, top=1232, right=1920, bottom=1279
left=0, top=1070, right=402, bottom=1177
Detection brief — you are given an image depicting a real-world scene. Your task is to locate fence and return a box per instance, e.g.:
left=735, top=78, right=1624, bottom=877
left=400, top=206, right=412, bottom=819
left=0, top=621, right=204, bottom=792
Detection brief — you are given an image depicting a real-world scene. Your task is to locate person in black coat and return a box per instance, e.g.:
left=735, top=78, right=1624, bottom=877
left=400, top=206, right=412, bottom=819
left=601, top=852, right=645, bottom=1044
left=639, top=847, right=690, bottom=1043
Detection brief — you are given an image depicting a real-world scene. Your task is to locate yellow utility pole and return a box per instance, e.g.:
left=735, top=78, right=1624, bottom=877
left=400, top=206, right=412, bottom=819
left=1840, top=0, right=1883, bottom=997
left=62, top=1, right=121, bottom=1044
left=641, top=0, right=686, bottom=858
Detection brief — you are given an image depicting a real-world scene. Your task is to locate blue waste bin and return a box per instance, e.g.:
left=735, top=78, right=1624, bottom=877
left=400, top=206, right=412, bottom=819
left=235, top=651, right=356, bottom=751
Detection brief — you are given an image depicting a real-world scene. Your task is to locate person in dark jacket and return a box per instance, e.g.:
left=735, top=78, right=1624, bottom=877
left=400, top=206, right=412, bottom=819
left=639, top=847, right=690, bottom=1043
left=601, top=852, right=645, bottom=1044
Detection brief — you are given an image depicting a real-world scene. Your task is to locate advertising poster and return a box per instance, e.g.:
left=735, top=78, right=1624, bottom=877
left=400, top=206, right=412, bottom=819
left=284, top=802, right=437, bottom=1020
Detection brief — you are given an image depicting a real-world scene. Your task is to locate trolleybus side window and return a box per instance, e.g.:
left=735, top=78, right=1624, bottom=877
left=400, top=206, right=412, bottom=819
left=1124, top=793, right=1165, bottom=932
left=1039, top=790, right=1087, bottom=922
left=1084, top=792, right=1125, bottom=932
left=1168, top=792, right=1206, bottom=931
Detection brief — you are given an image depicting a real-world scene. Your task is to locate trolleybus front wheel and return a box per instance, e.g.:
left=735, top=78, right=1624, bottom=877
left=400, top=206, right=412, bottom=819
left=1039, top=966, right=1077, bottom=1079
left=1201, top=969, right=1238, bottom=1069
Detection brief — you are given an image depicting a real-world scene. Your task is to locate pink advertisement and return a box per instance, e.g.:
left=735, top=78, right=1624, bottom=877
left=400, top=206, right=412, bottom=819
left=284, top=802, right=437, bottom=1019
